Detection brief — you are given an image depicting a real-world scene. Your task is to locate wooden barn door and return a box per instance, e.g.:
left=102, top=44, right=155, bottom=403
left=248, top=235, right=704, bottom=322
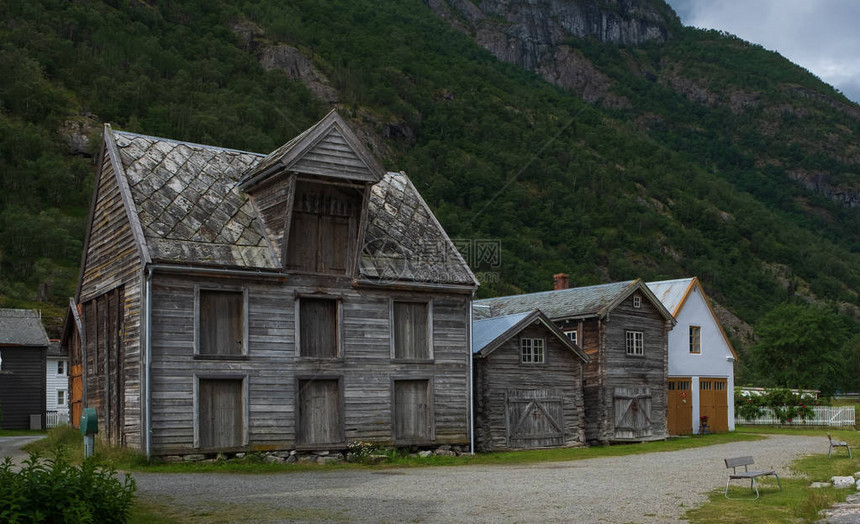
left=667, top=378, right=693, bottom=435
left=298, top=379, right=343, bottom=446
left=699, top=379, right=728, bottom=432
left=506, top=389, right=564, bottom=448
left=614, top=387, right=653, bottom=439
left=199, top=379, right=244, bottom=449
left=394, top=380, right=431, bottom=444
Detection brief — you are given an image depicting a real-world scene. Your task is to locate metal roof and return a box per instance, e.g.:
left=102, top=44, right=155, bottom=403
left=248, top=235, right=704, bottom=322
left=0, top=309, right=50, bottom=347
left=472, top=311, right=531, bottom=353
left=646, top=277, right=695, bottom=317
left=474, top=280, right=638, bottom=319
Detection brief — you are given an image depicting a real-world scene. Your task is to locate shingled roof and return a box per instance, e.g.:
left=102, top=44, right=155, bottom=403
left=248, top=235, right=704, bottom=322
left=0, top=309, right=50, bottom=347
left=103, top=114, right=476, bottom=287
left=474, top=279, right=672, bottom=321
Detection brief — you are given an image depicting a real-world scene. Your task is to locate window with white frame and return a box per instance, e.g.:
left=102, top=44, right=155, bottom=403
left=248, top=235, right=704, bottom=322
left=521, top=338, right=545, bottom=363
left=633, top=295, right=641, bottom=308
left=625, top=331, right=644, bottom=355
left=564, top=330, right=577, bottom=345
left=57, top=361, right=65, bottom=375
left=689, top=325, right=701, bottom=354
left=57, top=390, right=66, bottom=406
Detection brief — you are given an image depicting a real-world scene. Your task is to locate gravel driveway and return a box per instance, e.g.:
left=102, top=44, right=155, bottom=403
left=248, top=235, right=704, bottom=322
left=133, top=434, right=824, bottom=523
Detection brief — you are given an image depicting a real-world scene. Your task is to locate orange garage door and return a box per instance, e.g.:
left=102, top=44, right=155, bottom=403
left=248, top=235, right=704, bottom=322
left=699, top=379, right=728, bottom=432
left=667, top=378, right=693, bottom=435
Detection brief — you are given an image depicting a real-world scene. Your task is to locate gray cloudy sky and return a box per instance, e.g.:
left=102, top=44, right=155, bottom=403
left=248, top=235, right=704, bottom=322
left=665, top=0, right=860, bottom=104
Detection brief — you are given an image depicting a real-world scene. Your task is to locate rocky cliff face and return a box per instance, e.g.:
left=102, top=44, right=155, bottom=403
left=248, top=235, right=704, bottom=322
left=426, top=0, right=677, bottom=105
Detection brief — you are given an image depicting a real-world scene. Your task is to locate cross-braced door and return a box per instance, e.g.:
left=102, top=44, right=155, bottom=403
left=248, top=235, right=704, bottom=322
left=506, top=389, right=564, bottom=448
left=614, top=386, right=653, bottom=439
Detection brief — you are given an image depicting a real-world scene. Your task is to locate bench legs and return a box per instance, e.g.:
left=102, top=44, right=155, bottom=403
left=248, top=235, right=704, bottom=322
left=724, top=474, right=781, bottom=500
left=829, top=444, right=852, bottom=458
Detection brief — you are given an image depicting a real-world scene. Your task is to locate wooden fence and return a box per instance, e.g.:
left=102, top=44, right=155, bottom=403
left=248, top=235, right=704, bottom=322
left=736, top=406, right=855, bottom=427
left=46, top=411, right=69, bottom=428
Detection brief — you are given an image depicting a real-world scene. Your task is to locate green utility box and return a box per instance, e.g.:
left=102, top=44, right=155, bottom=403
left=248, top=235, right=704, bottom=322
left=80, top=408, right=98, bottom=435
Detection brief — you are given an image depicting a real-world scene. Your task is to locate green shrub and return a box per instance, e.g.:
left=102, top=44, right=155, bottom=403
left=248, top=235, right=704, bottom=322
left=0, top=448, right=136, bottom=523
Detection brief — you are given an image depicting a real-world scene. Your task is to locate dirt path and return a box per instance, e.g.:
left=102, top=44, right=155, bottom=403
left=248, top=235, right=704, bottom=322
left=132, top=434, right=826, bottom=523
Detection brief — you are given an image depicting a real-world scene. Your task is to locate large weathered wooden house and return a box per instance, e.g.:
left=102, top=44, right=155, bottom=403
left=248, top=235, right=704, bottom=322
left=647, top=277, right=736, bottom=435
left=65, top=110, right=478, bottom=457
left=472, top=310, right=589, bottom=451
left=474, top=276, right=675, bottom=444
left=0, top=309, right=50, bottom=430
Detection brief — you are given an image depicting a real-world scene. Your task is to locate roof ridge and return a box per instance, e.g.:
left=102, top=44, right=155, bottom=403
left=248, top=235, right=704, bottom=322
left=475, top=279, right=637, bottom=302
left=112, top=130, right=265, bottom=157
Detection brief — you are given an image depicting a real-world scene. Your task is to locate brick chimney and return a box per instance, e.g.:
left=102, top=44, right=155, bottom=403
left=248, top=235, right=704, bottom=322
left=553, top=273, right=570, bottom=290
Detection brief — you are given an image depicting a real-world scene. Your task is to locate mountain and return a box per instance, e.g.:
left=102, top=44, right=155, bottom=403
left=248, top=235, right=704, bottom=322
left=1, top=0, right=858, bottom=340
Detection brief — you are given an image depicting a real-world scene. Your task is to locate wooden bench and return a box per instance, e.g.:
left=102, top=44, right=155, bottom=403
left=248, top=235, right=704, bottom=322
left=724, top=456, right=781, bottom=499
left=828, top=433, right=852, bottom=458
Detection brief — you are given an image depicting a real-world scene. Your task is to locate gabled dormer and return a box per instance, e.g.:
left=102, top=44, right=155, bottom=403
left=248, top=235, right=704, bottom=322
left=239, top=110, right=385, bottom=275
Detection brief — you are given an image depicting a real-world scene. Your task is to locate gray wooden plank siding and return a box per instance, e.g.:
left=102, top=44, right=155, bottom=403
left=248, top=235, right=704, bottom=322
left=474, top=324, right=584, bottom=452
left=0, top=347, right=47, bottom=429
left=293, top=132, right=371, bottom=179
left=247, top=176, right=293, bottom=264
left=603, top=297, right=669, bottom=440
left=148, top=274, right=469, bottom=454
left=78, top=148, right=143, bottom=449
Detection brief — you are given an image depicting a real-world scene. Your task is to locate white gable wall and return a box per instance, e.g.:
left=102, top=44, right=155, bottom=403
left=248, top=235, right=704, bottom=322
left=668, top=286, right=735, bottom=431
left=46, top=356, right=69, bottom=415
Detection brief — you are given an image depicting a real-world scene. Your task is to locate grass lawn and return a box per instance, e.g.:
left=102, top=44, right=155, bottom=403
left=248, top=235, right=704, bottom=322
left=685, top=426, right=860, bottom=523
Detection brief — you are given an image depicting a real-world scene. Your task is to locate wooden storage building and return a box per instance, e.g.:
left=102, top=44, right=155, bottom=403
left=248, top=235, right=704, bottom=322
left=475, top=277, right=675, bottom=444
left=0, top=309, right=49, bottom=429
left=472, top=310, right=589, bottom=451
left=64, top=110, right=478, bottom=457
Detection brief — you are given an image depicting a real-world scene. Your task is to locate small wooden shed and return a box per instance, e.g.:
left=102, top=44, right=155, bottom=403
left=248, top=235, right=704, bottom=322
left=0, top=309, right=49, bottom=429
left=472, top=310, right=589, bottom=452
left=475, top=279, right=675, bottom=445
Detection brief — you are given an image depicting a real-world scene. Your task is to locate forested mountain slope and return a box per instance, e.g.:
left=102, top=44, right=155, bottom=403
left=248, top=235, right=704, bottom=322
left=1, top=0, right=858, bottom=342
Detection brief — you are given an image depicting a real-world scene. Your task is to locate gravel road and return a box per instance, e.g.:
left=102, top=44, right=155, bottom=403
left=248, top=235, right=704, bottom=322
left=133, top=434, right=826, bottom=523
left=0, top=435, right=45, bottom=467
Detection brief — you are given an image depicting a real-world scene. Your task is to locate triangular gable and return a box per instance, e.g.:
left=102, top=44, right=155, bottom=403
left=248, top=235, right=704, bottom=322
left=599, top=279, right=676, bottom=324
left=240, top=109, right=385, bottom=191
left=75, top=125, right=151, bottom=300
left=473, top=310, right=589, bottom=363
left=650, top=277, right=737, bottom=360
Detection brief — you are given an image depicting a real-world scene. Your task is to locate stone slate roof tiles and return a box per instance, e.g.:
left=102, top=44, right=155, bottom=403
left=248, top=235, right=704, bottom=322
left=107, top=125, right=476, bottom=287
left=112, top=131, right=278, bottom=269
left=474, top=280, right=639, bottom=319
left=0, top=309, right=50, bottom=347
left=361, top=172, right=477, bottom=286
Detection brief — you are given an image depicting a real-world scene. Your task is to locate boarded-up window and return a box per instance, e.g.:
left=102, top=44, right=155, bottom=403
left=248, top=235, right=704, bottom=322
left=689, top=326, right=701, bottom=354
left=286, top=182, right=360, bottom=274
left=198, top=379, right=243, bottom=449
left=297, top=379, right=343, bottom=445
left=199, top=290, right=244, bottom=356
left=394, top=380, right=431, bottom=443
left=393, top=302, right=429, bottom=360
left=299, top=298, right=338, bottom=358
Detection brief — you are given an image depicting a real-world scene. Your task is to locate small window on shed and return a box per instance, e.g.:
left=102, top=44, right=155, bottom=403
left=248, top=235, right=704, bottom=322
left=393, top=301, right=430, bottom=360
left=633, top=295, right=641, bottom=308
left=521, top=338, right=545, bottom=363
left=564, top=330, right=577, bottom=345
left=299, top=298, right=339, bottom=358
left=625, top=331, right=644, bottom=356
left=198, top=290, right=245, bottom=356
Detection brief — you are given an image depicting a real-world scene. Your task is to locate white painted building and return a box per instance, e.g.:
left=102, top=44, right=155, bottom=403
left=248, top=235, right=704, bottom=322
left=648, top=278, right=737, bottom=434
left=46, top=341, right=69, bottom=425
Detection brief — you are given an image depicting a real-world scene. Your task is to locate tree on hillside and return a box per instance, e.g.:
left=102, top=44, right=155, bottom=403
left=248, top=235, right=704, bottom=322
left=750, top=303, right=851, bottom=396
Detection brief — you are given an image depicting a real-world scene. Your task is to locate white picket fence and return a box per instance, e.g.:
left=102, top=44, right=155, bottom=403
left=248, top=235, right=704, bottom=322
left=736, top=406, right=855, bottom=427
left=46, top=411, right=69, bottom=428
